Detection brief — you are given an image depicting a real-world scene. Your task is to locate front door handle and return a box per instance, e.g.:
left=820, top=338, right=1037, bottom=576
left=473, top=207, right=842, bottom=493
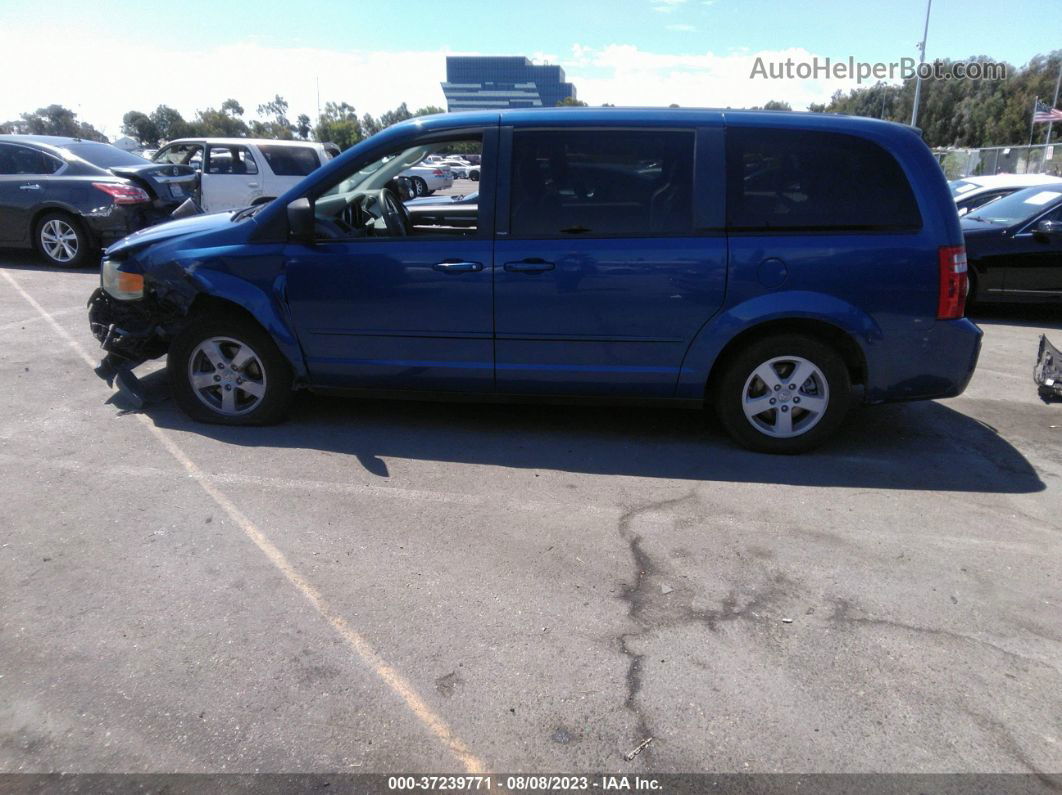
left=504, top=259, right=555, bottom=273
left=433, top=260, right=483, bottom=273
left=19, top=184, right=40, bottom=190
left=247, top=181, right=259, bottom=187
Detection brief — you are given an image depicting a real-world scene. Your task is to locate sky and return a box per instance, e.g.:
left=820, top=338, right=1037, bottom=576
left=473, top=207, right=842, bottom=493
left=0, top=0, right=1059, bottom=139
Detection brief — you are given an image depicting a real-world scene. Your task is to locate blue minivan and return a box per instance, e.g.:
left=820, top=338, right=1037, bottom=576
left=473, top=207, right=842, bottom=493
left=88, top=109, right=981, bottom=453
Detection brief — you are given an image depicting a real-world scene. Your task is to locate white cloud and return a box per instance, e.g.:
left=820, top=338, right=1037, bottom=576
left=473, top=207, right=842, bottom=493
left=0, top=23, right=454, bottom=138
left=652, top=0, right=688, bottom=12
left=666, top=24, right=698, bottom=32
left=0, top=21, right=874, bottom=137
left=567, top=44, right=868, bottom=110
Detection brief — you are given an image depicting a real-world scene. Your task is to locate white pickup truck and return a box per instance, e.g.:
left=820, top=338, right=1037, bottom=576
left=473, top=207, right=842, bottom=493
left=152, top=138, right=335, bottom=211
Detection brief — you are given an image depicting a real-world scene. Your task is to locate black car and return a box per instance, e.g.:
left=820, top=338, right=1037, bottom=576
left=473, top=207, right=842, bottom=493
left=962, top=185, right=1062, bottom=303
left=0, top=135, right=197, bottom=267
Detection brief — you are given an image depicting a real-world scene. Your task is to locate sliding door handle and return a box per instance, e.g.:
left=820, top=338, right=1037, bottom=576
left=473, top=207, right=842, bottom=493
left=504, top=259, right=555, bottom=273
left=433, top=260, right=483, bottom=273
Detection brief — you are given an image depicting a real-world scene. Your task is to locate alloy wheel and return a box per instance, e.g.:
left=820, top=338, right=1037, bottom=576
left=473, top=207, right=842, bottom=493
left=40, top=219, right=79, bottom=263
left=187, top=336, right=268, bottom=417
left=741, top=355, right=830, bottom=438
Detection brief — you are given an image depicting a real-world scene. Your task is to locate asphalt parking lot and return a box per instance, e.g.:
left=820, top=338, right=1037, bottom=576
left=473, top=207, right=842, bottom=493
left=1, top=255, right=1060, bottom=776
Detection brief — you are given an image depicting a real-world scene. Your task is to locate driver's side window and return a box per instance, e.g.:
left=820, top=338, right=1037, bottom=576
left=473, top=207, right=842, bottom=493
left=312, top=135, right=483, bottom=242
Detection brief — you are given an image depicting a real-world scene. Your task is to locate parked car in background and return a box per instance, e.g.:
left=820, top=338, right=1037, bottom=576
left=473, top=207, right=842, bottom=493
left=962, top=185, right=1062, bottom=303
left=438, top=158, right=481, bottom=181
left=152, top=138, right=334, bottom=212
left=400, top=162, right=453, bottom=196
left=88, top=109, right=981, bottom=453
left=0, top=135, right=196, bottom=266
left=949, top=173, right=1062, bottom=217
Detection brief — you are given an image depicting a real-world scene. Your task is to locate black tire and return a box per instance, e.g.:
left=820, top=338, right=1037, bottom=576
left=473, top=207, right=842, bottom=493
left=965, top=268, right=978, bottom=310
left=713, top=334, right=852, bottom=454
left=469, top=170, right=480, bottom=182
left=168, top=313, right=293, bottom=425
left=35, top=211, right=94, bottom=268
left=412, top=177, right=427, bottom=197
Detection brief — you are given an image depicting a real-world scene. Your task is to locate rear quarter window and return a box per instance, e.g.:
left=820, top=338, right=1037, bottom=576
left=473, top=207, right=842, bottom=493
left=726, top=128, right=922, bottom=232
left=258, top=145, right=321, bottom=177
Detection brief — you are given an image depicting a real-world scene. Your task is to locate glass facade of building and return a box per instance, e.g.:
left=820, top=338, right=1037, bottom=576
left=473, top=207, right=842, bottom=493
left=441, top=56, right=577, bottom=111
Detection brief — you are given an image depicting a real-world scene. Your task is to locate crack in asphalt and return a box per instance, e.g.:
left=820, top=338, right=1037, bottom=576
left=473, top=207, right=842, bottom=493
left=828, top=598, right=1061, bottom=674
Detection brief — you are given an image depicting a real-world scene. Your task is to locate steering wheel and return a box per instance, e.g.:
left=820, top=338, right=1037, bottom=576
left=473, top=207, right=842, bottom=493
left=375, top=189, right=410, bottom=237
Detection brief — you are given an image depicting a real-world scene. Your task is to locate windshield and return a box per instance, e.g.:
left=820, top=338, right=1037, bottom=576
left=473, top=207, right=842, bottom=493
left=63, top=143, right=149, bottom=168
left=967, top=186, right=1062, bottom=225
left=949, top=180, right=980, bottom=197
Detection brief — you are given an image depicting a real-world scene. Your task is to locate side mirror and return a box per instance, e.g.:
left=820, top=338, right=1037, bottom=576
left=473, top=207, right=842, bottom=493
left=1034, top=219, right=1062, bottom=241
left=287, top=197, right=315, bottom=242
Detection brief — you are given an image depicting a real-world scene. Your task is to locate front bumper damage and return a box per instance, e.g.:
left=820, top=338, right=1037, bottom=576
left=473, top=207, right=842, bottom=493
left=88, top=288, right=184, bottom=407
left=1035, top=335, right=1062, bottom=402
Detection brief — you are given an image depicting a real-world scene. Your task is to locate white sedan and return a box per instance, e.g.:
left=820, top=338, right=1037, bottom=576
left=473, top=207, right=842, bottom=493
left=400, top=163, right=453, bottom=196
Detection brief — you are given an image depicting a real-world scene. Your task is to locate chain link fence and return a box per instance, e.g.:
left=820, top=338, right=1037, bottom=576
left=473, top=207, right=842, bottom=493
left=933, top=143, right=1062, bottom=179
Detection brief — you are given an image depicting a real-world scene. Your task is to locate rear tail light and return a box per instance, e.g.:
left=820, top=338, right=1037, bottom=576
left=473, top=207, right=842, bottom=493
left=432, top=169, right=445, bottom=177
left=937, top=245, right=968, bottom=319
left=93, top=182, right=150, bottom=205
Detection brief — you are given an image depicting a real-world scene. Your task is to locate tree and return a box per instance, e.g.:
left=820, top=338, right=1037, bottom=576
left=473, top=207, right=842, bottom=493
left=122, top=111, right=160, bottom=147
left=378, top=102, right=413, bottom=128
left=315, top=102, right=363, bottom=150
left=190, top=107, right=248, bottom=137
left=254, top=95, right=295, bottom=139
left=4, top=104, right=106, bottom=140
left=361, top=113, right=382, bottom=138
left=150, top=105, right=189, bottom=142
left=414, top=105, right=446, bottom=116
left=221, top=98, right=244, bottom=118
left=557, top=97, right=588, bottom=107
left=752, top=100, right=792, bottom=111
left=296, top=113, right=312, bottom=140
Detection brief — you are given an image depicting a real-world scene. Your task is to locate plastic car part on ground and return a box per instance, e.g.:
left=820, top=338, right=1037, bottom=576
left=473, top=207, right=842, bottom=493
left=1034, top=335, right=1062, bottom=401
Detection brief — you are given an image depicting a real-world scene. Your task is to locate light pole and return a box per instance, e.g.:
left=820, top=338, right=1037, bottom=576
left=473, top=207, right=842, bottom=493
left=910, top=0, right=933, bottom=128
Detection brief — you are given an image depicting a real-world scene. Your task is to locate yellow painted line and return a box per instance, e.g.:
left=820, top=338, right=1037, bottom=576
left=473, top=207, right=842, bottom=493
left=1, top=268, right=487, bottom=774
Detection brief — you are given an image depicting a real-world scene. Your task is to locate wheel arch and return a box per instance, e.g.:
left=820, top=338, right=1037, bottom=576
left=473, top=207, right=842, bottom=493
left=175, top=272, right=308, bottom=382
left=704, top=317, right=868, bottom=402
left=676, top=292, right=879, bottom=402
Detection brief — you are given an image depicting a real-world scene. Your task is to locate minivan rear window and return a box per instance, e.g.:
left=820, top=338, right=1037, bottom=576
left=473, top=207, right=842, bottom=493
left=258, top=145, right=321, bottom=177
left=510, top=129, right=695, bottom=237
left=726, top=128, right=921, bottom=232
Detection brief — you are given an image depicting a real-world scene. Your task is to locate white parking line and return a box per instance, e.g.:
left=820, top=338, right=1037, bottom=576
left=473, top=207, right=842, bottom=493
left=0, top=268, right=487, bottom=774
left=0, top=305, right=83, bottom=332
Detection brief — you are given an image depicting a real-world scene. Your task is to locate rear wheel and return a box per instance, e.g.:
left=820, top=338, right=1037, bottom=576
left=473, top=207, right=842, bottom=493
left=469, top=170, right=480, bottom=182
left=168, top=314, right=292, bottom=425
left=36, top=212, right=93, bottom=268
left=714, top=334, right=851, bottom=454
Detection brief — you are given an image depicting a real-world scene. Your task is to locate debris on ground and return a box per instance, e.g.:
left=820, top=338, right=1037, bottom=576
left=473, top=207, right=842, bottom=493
left=660, top=584, right=673, bottom=594
left=623, top=736, right=653, bottom=761
left=1035, top=335, right=1062, bottom=401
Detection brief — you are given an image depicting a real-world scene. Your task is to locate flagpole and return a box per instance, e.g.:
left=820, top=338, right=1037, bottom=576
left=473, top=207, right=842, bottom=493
left=1029, top=96, right=1038, bottom=146
left=910, top=0, right=932, bottom=127
left=1045, top=61, right=1062, bottom=153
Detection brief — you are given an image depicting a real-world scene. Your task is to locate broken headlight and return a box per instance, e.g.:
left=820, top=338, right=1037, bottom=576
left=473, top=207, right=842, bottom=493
left=101, top=258, right=144, bottom=301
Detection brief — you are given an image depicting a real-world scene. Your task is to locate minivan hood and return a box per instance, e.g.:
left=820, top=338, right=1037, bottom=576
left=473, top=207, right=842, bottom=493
left=105, top=210, right=235, bottom=257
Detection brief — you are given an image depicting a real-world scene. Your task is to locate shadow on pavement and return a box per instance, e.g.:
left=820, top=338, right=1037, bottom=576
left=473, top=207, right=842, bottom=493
left=127, top=369, right=1044, bottom=494
left=0, top=250, right=100, bottom=273
left=968, top=302, right=1062, bottom=330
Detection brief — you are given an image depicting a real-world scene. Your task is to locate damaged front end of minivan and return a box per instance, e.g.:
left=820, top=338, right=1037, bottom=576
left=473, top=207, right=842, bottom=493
left=86, top=205, right=284, bottom=407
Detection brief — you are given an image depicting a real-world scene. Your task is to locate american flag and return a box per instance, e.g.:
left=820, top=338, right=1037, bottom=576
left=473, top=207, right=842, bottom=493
left=1033, top=99, right=1062, bottom=123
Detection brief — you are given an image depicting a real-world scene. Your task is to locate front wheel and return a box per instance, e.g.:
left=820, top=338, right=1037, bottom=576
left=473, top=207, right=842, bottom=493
left=469, top=170, right=480, bottom=182
left=714, top=334, right=851, bottom=454
left=168, top=314, right=293, bottom=425
left=411, top=177, right=427, bottom=197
